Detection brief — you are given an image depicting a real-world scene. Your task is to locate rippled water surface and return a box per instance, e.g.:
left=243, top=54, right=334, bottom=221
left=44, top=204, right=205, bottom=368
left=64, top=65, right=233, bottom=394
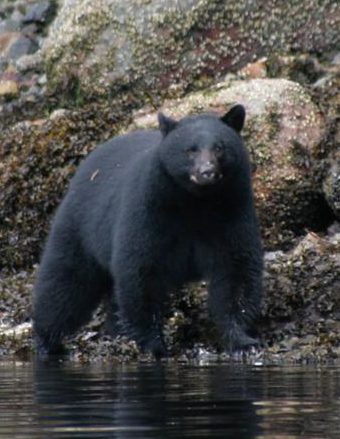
left=1, top=361, right=340, bottom=438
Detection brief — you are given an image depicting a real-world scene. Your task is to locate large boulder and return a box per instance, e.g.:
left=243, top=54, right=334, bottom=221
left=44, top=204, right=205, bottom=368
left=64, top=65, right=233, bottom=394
left=130, top=78, right=334, bottom=249
left=43, top=0, right=340, bottom=103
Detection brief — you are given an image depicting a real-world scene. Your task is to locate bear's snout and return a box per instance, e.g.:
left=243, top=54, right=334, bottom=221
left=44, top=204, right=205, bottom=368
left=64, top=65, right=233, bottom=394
left=201, top=161, right=219, bottom=180
left=191, top=156, right=222, bottom=186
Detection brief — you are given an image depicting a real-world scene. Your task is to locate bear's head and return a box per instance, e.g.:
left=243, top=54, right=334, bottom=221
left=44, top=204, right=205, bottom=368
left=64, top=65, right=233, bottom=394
left=158, top=105, right=249, bottom=193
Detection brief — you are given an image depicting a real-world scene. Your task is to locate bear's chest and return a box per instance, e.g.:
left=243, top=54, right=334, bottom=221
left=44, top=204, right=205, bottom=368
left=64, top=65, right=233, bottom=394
left=162, top=229, right=224, bottom=286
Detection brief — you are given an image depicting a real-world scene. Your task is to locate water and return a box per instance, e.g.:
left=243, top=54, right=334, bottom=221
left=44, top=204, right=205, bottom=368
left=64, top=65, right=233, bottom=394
left=0, top=361, right=339, bottom=438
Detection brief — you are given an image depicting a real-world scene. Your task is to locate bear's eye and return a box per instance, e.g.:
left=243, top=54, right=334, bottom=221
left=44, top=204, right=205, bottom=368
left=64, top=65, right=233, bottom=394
left=214, top=145, right=223, bottom=154
left=186, top=145, right=198, bottom=156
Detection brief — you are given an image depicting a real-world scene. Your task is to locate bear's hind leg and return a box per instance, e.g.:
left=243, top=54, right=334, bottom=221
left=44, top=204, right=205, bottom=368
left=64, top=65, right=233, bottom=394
left=33, top=244, right=110, bottom=356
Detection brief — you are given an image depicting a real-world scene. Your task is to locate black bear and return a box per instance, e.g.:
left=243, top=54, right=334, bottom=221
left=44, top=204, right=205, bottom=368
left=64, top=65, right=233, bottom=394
left=33, top=105, right=263, bottom=357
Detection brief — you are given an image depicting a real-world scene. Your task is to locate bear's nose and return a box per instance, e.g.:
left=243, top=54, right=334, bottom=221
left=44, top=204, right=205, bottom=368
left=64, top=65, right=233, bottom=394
left=200, top=161, right=218, bottom=180
left=201, top=169, right=216, bottom=180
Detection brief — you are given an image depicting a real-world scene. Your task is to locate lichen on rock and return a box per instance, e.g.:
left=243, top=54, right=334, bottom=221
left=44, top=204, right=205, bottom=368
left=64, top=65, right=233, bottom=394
left=43, top=0, right=340, bottom=104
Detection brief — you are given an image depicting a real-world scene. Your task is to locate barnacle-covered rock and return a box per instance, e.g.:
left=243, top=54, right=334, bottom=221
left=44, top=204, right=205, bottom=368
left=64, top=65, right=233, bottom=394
left=43, top=0, right=339, bottom=103
left=262, top=231, right=340, bottom=362
left=0, top=268, right=34, bottom=357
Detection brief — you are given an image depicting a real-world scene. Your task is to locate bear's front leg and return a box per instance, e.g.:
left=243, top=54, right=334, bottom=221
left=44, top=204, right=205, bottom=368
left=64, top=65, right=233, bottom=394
left=114, top=266, right=167, bottom=358
left=207, top=214, right=263, bottom=352
left=208, top=271, right=260, bottom=352
left=112, top=199, right=172, bottom=358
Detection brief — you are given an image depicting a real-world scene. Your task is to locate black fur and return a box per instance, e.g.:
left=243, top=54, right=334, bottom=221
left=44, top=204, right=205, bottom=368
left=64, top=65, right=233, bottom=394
left=33, top=106, right=263, bottom=357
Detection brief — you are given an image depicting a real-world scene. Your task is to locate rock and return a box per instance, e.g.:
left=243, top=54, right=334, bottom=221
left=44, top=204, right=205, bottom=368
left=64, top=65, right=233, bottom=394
left=328, top=222, right=340, bottom=235
left=21, top=84, right=44, bottom=103
left=263, top=231, right=340, bottom=359
left=332, top=52, right=340, bottom=65
left=312, top=74, right=334, bottom=89
left=1, top=64, right=20, bottom=82
left=15, top=51, right=42, bottom=72
left=10, top=10, right=23, bottom=22
left=42, top=0, right=340, bottom=104
left=0, top=79, right=19, bottom=97
left=0, top=32, right=38, bottom=60
left=21, top=23, right=39, bottom=38
left=37, top=72, right=46, bottom=85
left=0, top=31, right=20, bottom=55
left=0, top=57, right=8, bottom=73
left=0, top=322, right=32, bottom=337
left=6, top=34, right=38, bottom=60
left=130, top=78, right=331, bottom=249
left=238, top=58, right=267, bottom=79
left=49, top=108, right=70, bottom=119
left=23, top=2, right=55, bottom=24
left=0, top=268, right=34, bottom=356
left=0, top=19, right=21, bottom=33
left=323, top=151, right=340, bottom=219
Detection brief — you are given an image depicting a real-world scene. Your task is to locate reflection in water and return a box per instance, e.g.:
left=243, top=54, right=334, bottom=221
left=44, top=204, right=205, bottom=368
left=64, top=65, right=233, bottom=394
left=0, top=361, right=339, bottom=438
left=33, top=363, right=261, bottom=438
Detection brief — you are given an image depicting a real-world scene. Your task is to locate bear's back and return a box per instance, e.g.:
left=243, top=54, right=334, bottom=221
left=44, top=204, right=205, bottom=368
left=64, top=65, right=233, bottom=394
left=72, top=129, right=162, bottom=188
left=51, top=129, right=162, bottom=267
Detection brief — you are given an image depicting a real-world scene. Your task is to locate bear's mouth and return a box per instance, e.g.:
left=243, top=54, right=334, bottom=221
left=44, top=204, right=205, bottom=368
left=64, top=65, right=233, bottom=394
left=190, top=172, right=223, bottom=186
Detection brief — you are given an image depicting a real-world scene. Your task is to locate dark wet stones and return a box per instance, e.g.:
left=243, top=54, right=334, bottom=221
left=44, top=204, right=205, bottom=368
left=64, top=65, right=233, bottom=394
left=6, top=34, right=38, bottom=59
left=323, top=151, right=340, bottom=220
left=23, top=2, right=55, bottom=25
left=0, top=19, right=21, bottom=33
left=15, top=51, right=42, bottom=73
left=0, top=2, right=49, bottom=104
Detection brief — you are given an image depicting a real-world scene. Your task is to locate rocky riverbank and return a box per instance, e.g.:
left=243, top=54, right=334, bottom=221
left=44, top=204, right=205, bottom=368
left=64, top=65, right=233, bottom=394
left=0, top=0, right=339, bottom=363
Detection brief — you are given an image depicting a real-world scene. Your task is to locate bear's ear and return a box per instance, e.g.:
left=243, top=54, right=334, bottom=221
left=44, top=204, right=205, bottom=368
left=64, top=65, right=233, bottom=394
left=158, top=112, right=178, bottom=137
left=220, top=105, right=246, bottom=133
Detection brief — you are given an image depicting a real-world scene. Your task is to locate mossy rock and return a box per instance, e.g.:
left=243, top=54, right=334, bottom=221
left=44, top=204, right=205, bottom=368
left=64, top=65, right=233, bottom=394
left=43, top=0, right=340, bottom=105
